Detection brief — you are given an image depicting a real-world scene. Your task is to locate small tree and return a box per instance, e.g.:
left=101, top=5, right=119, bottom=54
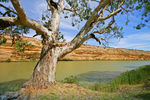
left=14, top=41, right=34, bottom=53
left=0, top=0, right=149, bottom=99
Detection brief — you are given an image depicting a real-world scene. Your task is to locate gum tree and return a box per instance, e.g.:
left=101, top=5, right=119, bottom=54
left=0, top=0, right=149, bottom=99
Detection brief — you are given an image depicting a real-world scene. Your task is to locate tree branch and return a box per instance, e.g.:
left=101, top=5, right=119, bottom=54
left=64, top=7, right=76, bottom=13
left=117, top=1, right=124, bottom=9
left=94, top=0, right=111, bottom=13
left=58, top=0, right=123, bottom=58
left=90, top=33, right=101, bottom=44
left=9, top=0, right=49, bottom=36
left=59, top=0, right=64, bottom=12
left=64, top=7, right=74, bottom=12
left=59, top=0, right=111, bottom=55
left=46, top=0, right=59, bottom=13
left=99, top=37, right=108, bottom=43
left=99, top=4, right=109, bottom=18
left=121, top=6, right=130, bottom=13
left=0, top=17, right=21, bottom=30
left=0, top=4, right=18, bottom=15
left=98, top=1, right=123, bottom=21
left=92, top=30, right=103, bottom=35
left=101, top=16, right=115, bottom=33
left=10, top=0, right=27, bottom=23
left=98, top=9, right=121, bottom=21
left=0, top=17, right=49, bottom=36
left=91, top=16, right=115, bottom=37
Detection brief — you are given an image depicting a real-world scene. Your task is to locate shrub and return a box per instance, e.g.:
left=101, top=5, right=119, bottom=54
left=62, top=76, right=79, bottom=84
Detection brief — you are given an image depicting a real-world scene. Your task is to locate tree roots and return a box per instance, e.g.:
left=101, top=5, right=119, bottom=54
left=0, top=88, right=27, bottom=100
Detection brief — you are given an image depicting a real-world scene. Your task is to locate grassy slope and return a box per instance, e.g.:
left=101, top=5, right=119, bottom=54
left=0, top=65, right=150, bottom=100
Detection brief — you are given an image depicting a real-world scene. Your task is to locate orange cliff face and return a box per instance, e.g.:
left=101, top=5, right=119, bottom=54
left=0, top=34, right=42, bottom=62
left=60, top=45, right=150, bottom=61
left=0, top=34, right=150, bottom=62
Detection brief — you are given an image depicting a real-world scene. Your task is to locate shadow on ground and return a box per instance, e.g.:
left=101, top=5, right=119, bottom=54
left=0, top=79, right=27, bottom=95
left=135, top=93, right=150, bottom=100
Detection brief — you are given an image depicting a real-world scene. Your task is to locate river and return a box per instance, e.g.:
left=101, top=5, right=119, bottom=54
left=0, top=61, right=150, bottom=83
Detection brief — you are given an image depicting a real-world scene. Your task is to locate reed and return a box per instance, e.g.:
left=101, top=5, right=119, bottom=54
left=112, top=65, right=150, bottom=85
left=85, top=65, right=150, bottom=92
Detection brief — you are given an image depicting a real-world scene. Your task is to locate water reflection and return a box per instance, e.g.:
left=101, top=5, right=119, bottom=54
left=76, top=71, right=121, bottom=82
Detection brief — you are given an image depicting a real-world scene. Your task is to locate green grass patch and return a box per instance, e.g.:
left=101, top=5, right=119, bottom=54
left=83, top=65, right=150, bottom=92
left=112, top=65, right=150, bottom=85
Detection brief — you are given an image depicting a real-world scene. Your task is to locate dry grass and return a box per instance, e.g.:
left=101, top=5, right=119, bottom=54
left=22, top=83, right=101, bottom=100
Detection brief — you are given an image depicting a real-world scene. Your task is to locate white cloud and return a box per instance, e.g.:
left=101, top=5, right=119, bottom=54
left=60, top=21, right=78, bottom=31
left=34, top=1, right=47, bottom=14
left=26, top=0, right=47, bottom=20
left=64, top=35, right=74, bottom=42
left=126, top=33, right=150, bottom=41
left=60, top=30, right=78, bottom=42
left=134, top=45, right=150, bottom=49
left=11, top=0, right=149, bottom=51
left=113, top=32, right=150, bottom=50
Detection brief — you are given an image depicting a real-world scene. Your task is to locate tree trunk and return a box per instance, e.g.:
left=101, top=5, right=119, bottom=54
left=23, top=42, right=58, bottom=88
left=22, top=1, right=62, bottom=89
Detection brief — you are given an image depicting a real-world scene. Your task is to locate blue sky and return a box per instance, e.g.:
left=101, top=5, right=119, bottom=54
left=2, top=0, right=150, bottom=51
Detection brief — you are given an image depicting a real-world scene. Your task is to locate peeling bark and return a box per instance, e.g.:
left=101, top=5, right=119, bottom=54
left=21, top=0, right=63, bottom=89
left=23, top=43, right=58, bottom=88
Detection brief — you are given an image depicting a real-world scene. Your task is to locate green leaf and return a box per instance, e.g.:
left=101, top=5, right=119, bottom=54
left=64, top=16, right=68, bottom=18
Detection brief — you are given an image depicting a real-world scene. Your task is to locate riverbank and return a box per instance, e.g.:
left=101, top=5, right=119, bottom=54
left=0, top=65, right=149, bottom=99
left=0, top=34, right=150, bottom=62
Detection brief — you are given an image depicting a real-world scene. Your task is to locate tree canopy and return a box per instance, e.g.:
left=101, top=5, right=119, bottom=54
left=0, top=0, right=149, bottom=45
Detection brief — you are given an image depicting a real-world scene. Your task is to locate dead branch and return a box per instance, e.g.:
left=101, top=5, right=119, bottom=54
left=0, top=17, right=21, bottom=30
left=90, top=33, right=101, bottom=44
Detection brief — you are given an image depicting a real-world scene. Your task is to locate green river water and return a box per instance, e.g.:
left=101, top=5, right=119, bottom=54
left=0, top=61, right=150, bottom=83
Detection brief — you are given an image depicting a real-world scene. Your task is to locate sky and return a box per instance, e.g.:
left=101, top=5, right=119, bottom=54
left=1, top=0, right=150, bottom=51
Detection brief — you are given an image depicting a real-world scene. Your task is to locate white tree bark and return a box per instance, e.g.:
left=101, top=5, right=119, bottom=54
left=0, top=0, right=124, bottom=89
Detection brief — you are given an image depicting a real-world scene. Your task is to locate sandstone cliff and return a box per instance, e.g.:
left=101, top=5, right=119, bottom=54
left=0, top=34, right=150, bottom=62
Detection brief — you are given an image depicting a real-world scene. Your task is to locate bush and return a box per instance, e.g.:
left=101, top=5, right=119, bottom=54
left=61, top=76, right=79, bottom=84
